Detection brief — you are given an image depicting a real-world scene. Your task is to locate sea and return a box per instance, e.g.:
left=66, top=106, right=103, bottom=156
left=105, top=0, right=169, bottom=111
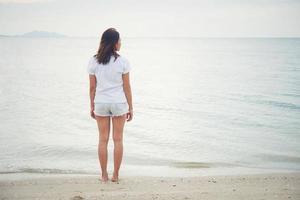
left=0, top=36, right=299, bottom=179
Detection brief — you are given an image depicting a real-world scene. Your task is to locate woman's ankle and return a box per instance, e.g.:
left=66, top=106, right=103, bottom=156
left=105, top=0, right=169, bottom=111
left=102, top=171, right=108, bottom=175
left=113, top=171, right=119, bottom=175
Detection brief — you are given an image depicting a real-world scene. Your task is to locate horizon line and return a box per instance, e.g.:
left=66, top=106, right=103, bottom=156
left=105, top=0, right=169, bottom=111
left=0, top=34, right=299, bottom=39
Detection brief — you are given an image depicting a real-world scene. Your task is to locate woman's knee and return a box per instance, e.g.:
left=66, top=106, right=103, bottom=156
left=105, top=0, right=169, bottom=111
left=113, top=134, right=123, bottom=143
left=99, top=137, right=109, bottom=145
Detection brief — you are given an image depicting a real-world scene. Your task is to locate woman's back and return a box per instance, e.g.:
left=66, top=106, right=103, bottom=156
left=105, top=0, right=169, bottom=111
left=87, top=55, right=131, bottom=103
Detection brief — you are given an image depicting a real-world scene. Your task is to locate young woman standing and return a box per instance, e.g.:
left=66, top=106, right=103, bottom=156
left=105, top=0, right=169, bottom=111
left=87, top=28, right=133, bottom=183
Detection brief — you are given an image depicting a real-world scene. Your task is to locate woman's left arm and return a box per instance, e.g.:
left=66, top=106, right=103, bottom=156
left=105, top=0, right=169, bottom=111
left=89, top=74, right=97, bottom=119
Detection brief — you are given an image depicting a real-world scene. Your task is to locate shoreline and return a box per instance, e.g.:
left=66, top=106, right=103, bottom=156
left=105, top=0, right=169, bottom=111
left=1, top=163, right=299, bottom=181
left=1, top=171, right=299, bottom=200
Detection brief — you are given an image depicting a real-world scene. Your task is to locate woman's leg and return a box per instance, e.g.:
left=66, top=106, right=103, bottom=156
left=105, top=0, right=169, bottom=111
left=111, top=114, right=126, bottom=182
left=95, top=115, right=111, bottom=182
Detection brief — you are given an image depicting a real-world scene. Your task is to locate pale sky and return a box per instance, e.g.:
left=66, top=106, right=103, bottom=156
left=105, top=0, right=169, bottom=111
left=0, top=0, right=299, bottom=37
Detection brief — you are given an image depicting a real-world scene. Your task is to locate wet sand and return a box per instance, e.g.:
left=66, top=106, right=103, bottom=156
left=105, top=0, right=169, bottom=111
left=0, top=172, right=299, bottom=200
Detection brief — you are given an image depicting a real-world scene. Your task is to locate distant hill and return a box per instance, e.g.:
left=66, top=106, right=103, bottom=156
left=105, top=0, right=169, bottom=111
left=21, top=31, right=68, bottom=38
left=0, top=31, right=68, bottom=38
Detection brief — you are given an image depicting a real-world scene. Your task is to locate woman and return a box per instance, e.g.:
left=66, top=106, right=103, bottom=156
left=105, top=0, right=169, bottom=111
left=87, top=28, right=133, bottom=183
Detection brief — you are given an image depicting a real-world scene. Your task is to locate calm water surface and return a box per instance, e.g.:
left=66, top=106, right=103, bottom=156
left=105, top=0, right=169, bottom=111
left=0, top=37, right=299, bottom=177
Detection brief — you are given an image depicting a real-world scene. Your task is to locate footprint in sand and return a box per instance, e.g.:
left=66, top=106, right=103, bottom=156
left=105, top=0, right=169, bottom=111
left=71, top=195, right=85, bottom=200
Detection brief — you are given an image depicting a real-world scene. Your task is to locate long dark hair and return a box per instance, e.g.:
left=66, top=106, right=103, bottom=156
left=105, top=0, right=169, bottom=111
left=94, top=28, right=120, bottom=65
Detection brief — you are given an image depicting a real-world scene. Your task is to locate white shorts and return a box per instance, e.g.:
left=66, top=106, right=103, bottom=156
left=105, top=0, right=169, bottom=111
left=94, top=102, right=129, bottom=117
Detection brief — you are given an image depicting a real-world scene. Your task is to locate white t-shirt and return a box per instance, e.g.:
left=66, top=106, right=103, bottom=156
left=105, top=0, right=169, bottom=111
left=87, top=55, right=131, bottom=103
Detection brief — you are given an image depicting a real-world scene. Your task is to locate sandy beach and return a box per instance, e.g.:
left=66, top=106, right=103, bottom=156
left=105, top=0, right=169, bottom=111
left=0, top=172, right=299, bottom=200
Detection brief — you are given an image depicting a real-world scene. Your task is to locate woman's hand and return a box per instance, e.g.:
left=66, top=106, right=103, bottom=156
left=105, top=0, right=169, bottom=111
left=90, top=105, right=96, bottom=119
left=126, top=109, right=133, bottom=122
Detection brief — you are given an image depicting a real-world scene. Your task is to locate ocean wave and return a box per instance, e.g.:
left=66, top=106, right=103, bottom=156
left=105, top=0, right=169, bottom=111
left=0, top=168, right=93, bottom=175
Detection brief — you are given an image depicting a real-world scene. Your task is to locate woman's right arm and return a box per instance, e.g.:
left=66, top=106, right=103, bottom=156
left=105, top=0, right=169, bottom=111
left=122, top=72, right=133, bottom=121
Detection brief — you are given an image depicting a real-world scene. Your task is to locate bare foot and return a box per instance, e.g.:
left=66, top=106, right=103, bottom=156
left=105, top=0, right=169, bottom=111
left=111, top=171, right=119, bottom=182
left=99, top=172, right=109, bottom=183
